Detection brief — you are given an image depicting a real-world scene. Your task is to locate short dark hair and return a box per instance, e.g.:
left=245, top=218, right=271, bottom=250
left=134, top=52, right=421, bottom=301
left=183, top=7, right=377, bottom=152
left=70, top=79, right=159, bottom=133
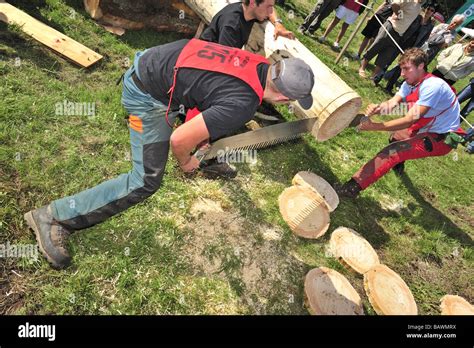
left=243, top=0, right=266, bottom=6
left=399, top=48, right=428, bottom=70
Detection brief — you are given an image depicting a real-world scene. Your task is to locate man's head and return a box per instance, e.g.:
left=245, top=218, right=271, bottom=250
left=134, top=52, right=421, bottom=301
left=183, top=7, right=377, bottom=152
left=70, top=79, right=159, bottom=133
left=264, top=58, right=315, bottom=110
left=243, top=0, right=275, bottom=22
left=399, top=48, right=428, bottom=85
left=447, top=14, right=466, bottom=31
left=422, top=4, right=436, bottom=19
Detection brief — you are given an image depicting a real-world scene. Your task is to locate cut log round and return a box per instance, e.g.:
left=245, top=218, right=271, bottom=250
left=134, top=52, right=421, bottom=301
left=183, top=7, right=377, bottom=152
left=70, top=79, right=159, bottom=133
left=278, top=186, right=330, bottom=239
left=184, top=0, right=362, bottom=142
left=304, top=267, right=364, bottom=315
left=440, top=295, right=474, bottom=315
left=364, top=264, right=417, bottom=315
left=328, top=227, right=380, bottom=274
left=292, top=171, right=339, bottom=212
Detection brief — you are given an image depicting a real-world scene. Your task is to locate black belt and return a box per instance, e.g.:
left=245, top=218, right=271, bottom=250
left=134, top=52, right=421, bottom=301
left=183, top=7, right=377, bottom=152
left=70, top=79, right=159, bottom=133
left=131, top=71, right=148, bottom=94
left=433, top=133, right=448, bottom=142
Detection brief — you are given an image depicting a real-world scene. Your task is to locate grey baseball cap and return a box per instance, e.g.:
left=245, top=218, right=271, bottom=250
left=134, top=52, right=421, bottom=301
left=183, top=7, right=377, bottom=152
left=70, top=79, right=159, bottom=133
left=271, top=58, right=314, bottom=110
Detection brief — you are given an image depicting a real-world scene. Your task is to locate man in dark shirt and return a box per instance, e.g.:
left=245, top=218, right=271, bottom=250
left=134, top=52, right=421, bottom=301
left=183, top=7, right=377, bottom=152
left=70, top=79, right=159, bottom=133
left=297, top=0, right=344, bottom=35
left=24, top=38, right=315, bottom=269
left=201, top=0, right=295, bottom=49
left=384, top=5, right=436, bottom=93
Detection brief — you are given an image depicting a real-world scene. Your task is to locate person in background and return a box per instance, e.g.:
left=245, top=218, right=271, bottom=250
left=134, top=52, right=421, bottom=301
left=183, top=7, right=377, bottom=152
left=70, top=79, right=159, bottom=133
left=354, top=1, right=392, bottom=60
left=317, top=0, right=369, bottom=49
left=384, top=4, right=437, bottom=94
left=358, top=0, right=423, bottom=79
left=457, top=78, right=474, bottom=122
left=297, top=0, right=343, bottom=36
left=420, top=14, right=466, bottom=65
left=432, top=40, right=474, bottom=86
left=201, top=0, right=295, bottom=49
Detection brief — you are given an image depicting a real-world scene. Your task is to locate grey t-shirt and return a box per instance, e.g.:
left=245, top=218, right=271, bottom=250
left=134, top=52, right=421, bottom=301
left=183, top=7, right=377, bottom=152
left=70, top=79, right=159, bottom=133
left=137, top=39, right=268, bottom=140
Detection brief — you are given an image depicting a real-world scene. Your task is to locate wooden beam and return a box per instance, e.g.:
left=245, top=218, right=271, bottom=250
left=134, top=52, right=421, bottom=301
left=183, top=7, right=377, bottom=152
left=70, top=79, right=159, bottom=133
left=0, top=1, right=103, bottom=68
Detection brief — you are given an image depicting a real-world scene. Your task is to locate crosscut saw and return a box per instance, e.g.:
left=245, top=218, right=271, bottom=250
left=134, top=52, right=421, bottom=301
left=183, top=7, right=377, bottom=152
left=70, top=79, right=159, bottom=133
left=195, top=117, right=317, bottom=161
left=194, top=113, right=366, bottom=161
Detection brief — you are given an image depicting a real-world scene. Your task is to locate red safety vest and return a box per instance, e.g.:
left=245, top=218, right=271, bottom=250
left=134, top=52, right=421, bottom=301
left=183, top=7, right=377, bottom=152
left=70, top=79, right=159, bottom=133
left=165, top=39, right=269, bottom=126
left=405, top=73, right=464, bottom=136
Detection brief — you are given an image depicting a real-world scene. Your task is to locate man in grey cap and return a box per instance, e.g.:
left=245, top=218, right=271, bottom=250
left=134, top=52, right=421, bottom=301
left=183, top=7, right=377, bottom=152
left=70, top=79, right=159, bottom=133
left=24, top=38, right=314, bottom=269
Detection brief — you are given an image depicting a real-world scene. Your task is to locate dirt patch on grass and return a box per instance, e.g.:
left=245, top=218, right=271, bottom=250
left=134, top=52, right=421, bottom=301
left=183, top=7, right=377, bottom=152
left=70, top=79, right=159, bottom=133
left=447, top=206, right=474, bottom=231
left=182, top=198, right=305, bottom=314
left=0, top=260, right=27, bottom=314
left=404, top=255, right=474, bottom=313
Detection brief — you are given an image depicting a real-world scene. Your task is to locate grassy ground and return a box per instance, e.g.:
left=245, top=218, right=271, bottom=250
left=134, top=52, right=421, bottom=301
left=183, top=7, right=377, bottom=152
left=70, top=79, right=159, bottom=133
left=0, top=0, right=472, bottom=315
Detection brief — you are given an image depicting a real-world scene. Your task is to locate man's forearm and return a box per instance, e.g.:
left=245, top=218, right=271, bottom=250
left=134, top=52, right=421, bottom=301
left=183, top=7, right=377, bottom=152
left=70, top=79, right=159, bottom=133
left=377, top=116, right=415, bottom=131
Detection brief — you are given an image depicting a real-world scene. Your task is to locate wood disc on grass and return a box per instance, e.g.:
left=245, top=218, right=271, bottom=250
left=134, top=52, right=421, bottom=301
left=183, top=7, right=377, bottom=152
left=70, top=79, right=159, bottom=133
left=278, top=186, right=330, bottom=239
left=364, top=264, right=418, bottom=315
left=328, top=227, right=380, bottom=274
left=440, top=295, right=474, bottom=315
left=304, top=267, right=364, bottom=315
left=292, top=171, right=339, bottom=212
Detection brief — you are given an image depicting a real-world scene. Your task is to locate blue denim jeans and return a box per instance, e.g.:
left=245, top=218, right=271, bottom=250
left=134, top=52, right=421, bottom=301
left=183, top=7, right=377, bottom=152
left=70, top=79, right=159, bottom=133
left=51, top=51, right=178, bottom=230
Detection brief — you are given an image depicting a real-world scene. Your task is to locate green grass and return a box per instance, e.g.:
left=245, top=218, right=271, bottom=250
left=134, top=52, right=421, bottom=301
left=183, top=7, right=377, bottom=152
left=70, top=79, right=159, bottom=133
left=0, top=0, right=472, bottom=315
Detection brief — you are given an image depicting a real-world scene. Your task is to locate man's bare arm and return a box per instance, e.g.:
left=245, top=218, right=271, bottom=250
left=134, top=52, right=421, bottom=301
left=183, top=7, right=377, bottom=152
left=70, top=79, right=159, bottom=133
left=170, top=114, right=209, bottom=172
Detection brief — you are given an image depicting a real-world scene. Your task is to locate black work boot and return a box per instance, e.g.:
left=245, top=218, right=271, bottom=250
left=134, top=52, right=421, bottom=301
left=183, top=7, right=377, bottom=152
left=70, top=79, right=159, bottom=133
left=336, top=178, right=362, bottom=199
left=393, top=162, right=405, bottom=176
left=24, top=205, right=72, bottom=269
left=199, top=158, right=238, bottom=180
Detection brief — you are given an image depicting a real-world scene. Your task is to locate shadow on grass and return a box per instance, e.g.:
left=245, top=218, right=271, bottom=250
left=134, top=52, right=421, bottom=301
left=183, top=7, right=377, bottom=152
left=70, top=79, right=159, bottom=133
left=0, top=23, right=61, bottom=74
left=399, top=173, right=474, bottom=248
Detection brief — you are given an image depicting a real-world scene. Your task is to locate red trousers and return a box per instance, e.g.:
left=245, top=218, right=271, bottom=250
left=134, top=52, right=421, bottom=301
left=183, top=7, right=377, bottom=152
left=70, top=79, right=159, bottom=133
left=353, top=129, right=453, bottom=190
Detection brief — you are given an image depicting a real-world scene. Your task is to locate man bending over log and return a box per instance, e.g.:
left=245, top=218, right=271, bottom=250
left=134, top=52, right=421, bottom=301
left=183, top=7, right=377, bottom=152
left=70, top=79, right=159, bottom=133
left=24, top=38, right=314, bottom=269
left=338, top=48, right=463, bottom=198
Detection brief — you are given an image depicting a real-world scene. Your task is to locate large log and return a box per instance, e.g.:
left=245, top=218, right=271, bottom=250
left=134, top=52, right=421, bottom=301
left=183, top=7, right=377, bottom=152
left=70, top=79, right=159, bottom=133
left=185, top=0, right=362, bottom=141
left=84, top=0, right=200, bottom=34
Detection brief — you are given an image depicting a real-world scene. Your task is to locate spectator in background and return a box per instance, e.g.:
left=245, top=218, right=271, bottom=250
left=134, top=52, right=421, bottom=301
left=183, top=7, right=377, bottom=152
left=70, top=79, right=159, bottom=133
left=354, top=1, right=392, bottom=60
left=432, top=40, right=474, bottom=86
left=298, top=0, right=343, bottom=36
left=420, top=14, right=466, bottom=65
left=384, top=4, right=437, bottom=93
left=358, top=0, right=423, bottom=79
left=457, top=78, right=474, bottom=121
left=318, top=0, right=369, bottom=49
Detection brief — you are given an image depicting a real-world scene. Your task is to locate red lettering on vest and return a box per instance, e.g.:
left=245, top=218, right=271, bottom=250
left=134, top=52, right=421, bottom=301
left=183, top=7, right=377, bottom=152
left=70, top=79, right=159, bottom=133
left=165, top=39, right=269, bottom=126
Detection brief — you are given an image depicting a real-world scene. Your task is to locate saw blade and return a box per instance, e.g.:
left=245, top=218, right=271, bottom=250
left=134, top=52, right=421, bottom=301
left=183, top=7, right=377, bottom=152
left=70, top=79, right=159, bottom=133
left=200, top=117, right=317, bottom=160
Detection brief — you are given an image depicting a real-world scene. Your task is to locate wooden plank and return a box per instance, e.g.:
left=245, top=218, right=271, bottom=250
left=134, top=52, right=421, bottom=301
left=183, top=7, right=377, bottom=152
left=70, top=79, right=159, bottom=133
left=0, top=1, right=102, bottom=68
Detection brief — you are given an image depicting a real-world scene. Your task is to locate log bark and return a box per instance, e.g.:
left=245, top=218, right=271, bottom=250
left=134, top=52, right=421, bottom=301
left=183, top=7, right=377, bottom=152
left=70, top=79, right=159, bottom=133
left=84, top=0, right=200, bottom=34
left=184, top=0, right=362, bottom=141
left=292, top=171, right=339, bottom=212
